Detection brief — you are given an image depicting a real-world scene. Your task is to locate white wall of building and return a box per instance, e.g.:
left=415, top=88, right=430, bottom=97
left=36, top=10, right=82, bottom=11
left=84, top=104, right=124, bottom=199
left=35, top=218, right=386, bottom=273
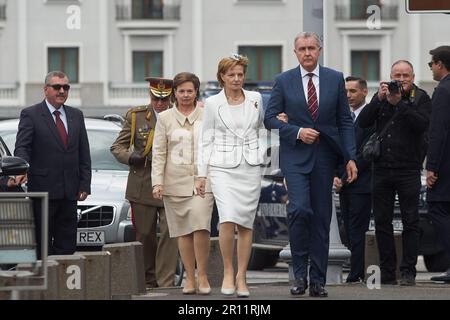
left=1, top=0, right=450, bottom=110
left=325, top=0, right=450, bottom=95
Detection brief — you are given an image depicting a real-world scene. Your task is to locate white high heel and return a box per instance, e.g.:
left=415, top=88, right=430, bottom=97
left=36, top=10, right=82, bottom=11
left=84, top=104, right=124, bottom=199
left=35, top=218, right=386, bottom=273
left=221, top=287, right=236, bottom=295
left=236, top=290, right=250, bottom=298
left=198, top=287, right=212, bottom=295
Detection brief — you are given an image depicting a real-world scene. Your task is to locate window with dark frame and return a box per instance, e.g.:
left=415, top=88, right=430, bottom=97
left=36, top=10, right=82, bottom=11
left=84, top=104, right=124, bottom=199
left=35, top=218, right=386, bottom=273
left=132, top=0, right=163, bottom=19
left=351, top=50, right=380, bottom=82
left=133, top=51, right=163, bottom=82
left=238, top=46, right=282, bottom=82
left=48, top=47, right=79, bottom=83
left=350, top=0, right=381, bottom=20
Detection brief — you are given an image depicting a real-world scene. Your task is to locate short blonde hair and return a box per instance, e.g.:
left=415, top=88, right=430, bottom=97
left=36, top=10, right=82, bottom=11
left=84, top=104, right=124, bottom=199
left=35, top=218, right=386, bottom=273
left=216, top=54, right=249, bottom=87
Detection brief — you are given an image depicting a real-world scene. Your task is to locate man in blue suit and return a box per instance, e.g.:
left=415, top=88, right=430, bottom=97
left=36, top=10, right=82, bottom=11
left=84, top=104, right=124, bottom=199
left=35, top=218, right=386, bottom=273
left=264, top=32, right=357, bottom=297
left=15, top=71, right=91, bottom=257
left=427, top=46, right=450, bottom=282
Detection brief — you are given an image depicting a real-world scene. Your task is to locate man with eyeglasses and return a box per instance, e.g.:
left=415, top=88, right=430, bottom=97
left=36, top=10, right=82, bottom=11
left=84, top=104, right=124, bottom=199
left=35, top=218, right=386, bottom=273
left=15, top=71, right=92, bottom=257
left=111, top=77, right=178, bottom=288
left=426, top=46, right=450, bottom=283
left=359, top=61, right=431, bottom=286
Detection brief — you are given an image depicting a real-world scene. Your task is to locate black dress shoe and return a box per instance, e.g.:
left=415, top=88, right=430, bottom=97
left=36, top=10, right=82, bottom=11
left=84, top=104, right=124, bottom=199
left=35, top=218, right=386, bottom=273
left=145, top=280, right=159, bottom=288
left=290, top=278, right=308, bottom=295
left=380, top=275, right=397, bottom=285
left=430, top=271, right=450, bottom=282
left=309, top=283, right=328, bottom=298
left=345, top=277, right=363, bottom=283
left=399, top=272, right=416, bottom=286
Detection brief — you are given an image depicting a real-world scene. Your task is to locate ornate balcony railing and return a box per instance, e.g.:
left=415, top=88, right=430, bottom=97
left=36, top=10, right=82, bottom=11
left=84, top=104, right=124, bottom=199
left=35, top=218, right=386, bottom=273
left=0, top=84, right=19, bottom=106
left=108, top=83, right=150, bottom=106
left=335, top=4, right=398, bottom=21
left=116, top=1, right=180, bottom=21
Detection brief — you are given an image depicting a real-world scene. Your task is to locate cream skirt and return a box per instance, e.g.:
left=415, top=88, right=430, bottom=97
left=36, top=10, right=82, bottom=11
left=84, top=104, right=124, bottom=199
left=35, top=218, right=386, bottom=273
left=163, top=193, right=214, bottom=238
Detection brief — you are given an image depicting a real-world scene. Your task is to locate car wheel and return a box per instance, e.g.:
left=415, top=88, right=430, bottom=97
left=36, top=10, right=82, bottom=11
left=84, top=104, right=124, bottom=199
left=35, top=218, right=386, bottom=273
left=174, top=253, right=184, bottom=287
left=248, top=248, right=280, bottom=271
left=424, top=251, right=450, bottom=272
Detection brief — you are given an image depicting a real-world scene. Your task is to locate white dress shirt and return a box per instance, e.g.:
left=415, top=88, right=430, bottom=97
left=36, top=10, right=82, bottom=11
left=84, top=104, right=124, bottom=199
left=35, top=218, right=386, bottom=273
left=298, top=64, right=320, bottom=139
left=46, top=99, right=68, bottom=132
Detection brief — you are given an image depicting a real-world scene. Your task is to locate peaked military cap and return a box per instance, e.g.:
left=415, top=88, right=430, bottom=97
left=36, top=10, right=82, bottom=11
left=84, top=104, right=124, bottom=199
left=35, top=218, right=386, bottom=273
left=145, top=77, right=173, bottom=98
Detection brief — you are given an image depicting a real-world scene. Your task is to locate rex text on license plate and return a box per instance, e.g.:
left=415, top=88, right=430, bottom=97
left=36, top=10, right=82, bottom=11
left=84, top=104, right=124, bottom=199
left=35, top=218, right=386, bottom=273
left=77, top=231, right=105, bottom=246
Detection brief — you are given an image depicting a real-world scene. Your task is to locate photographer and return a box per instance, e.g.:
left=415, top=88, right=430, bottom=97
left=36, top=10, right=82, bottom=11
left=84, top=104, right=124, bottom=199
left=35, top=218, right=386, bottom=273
left=359, top=60, right=431, bottom=286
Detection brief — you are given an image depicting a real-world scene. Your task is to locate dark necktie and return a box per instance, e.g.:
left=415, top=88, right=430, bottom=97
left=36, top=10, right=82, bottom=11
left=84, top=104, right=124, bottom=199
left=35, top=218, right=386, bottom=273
left=307, top=73, right=318, bottom=120
left=351, top=111, right=356, bottom=122
left=53, top=110, right=68, bottom=148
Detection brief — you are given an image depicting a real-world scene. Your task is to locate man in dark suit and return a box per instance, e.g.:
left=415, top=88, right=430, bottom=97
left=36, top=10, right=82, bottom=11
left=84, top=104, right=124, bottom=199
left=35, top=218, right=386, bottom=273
left=426, top=46, right=450, bottom=282
left=264, top=32, right=357, bottom=297
left=15, top=71, right=91, bottom=256
left=334, top=76, right=374, bottom=283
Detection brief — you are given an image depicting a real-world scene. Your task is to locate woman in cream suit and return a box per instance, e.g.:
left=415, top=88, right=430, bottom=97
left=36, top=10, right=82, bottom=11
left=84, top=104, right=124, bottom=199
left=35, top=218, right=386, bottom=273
left=152, top=72, right=214, bottom=295
left=197, top=54, right=265, bottom=297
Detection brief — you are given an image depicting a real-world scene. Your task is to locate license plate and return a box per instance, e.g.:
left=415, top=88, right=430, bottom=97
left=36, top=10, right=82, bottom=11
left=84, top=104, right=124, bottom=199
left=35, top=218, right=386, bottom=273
left=257, top=203, right=287, bottom=217
left=77, top=231, right=105, bottom=246
left=369, top=219, right=403, bottom=231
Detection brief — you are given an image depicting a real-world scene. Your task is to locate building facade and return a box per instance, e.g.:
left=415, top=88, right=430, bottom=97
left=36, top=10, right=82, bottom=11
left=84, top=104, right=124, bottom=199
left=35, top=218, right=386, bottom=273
left=0, top=0, right=302, bottom=117
left=0, top=0, right=449, bottom=117
left=325, top=0, right=450, bottom=97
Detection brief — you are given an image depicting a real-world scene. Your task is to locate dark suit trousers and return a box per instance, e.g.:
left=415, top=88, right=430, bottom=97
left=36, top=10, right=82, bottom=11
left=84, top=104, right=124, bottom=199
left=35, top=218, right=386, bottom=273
left=33, top=199, right=78, bottom=257
left=373, top=168, right=421, bottom=278
left=339, top=191, right=371, bottom=280
left=428, top=202, right=450, bottom=260
left=285, top=144, right=337, bottom=285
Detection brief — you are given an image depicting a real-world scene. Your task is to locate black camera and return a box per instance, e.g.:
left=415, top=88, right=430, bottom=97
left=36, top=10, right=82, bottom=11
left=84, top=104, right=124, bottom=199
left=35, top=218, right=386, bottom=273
left=383, top=80, right=403, bottom=94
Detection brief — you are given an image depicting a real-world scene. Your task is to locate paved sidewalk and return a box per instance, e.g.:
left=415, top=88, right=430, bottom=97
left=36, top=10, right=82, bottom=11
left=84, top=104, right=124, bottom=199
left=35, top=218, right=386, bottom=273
left=133, top=259, right=450, bottom=301
left=134, top=280, right=450, bottom=300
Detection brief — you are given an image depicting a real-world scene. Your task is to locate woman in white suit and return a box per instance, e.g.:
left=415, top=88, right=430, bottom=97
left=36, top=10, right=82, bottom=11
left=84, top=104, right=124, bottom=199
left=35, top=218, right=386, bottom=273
left=197, top=54, right=265, bottom=297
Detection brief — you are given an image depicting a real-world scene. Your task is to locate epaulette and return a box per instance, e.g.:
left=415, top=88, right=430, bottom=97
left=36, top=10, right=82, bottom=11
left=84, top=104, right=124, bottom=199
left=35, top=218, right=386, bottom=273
left=125, top=105, right=148, bottom=118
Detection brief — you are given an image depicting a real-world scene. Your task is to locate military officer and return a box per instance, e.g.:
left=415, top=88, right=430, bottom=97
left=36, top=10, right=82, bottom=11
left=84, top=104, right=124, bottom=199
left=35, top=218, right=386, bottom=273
left=111, top=77, right=178, bottom=288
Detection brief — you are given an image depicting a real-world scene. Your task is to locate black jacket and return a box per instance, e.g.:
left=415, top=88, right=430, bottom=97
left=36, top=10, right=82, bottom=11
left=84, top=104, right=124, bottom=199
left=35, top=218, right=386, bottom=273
left=358, top=85, right=431, bottom=170
left=426, top=74, right=450, bottom=202
left=14, top=101, right=91, bottom=200
left=338, top=108, right=375, bottom=194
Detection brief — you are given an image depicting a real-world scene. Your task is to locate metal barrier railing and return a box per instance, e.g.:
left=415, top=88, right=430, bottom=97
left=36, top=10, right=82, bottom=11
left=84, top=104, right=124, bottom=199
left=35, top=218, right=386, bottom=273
left=0, top=192, right=48, bottom=299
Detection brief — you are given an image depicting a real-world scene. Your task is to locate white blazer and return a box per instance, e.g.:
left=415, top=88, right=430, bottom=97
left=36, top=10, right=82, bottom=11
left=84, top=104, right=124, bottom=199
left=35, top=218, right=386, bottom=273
left=198, top=89, right=266, bottom=176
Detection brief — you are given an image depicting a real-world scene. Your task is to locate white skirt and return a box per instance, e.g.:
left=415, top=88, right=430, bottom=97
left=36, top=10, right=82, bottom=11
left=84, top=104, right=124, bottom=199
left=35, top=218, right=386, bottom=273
left=210, top=161, right=261, bottom=229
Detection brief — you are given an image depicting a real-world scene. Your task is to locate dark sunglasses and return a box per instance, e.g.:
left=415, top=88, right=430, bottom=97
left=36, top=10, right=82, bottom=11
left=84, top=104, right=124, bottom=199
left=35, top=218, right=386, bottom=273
left=428, top=61, right=435, bottom=68
left=49, top=84, right=71, bottom=91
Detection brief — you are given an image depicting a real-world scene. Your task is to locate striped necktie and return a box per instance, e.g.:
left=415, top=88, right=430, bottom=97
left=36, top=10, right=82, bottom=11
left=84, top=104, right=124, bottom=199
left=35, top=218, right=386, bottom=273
left=307, top=73, right=318, bottom=120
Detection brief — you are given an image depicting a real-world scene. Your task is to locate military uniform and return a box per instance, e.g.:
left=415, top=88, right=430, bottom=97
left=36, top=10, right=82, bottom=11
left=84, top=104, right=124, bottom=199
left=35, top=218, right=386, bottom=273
left=110, top=78, right=178, bottom=288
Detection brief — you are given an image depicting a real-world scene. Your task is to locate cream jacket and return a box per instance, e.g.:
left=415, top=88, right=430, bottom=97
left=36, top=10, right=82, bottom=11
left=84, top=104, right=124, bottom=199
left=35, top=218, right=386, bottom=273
left=152, top=106, right=211, bottom=197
